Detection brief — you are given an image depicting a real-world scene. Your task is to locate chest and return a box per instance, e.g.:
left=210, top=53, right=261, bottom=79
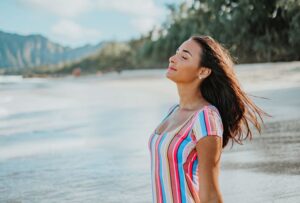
left=150, top=129, right=197, bottom=165
left=155, top=111, right=195, bottom=135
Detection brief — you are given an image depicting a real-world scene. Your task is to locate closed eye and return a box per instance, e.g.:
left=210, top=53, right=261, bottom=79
left=176, top=50, right=188, bottom=60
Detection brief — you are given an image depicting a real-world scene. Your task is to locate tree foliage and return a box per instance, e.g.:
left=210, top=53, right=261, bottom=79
left=17, top=0, right=299, bottom=76
left=143, top=0, right=300, bottom=65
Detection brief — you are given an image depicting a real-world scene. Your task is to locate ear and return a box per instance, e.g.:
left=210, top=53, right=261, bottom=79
left=204, top=68, right=212, bottom=77
left=198, top=67, right=212, bottom=79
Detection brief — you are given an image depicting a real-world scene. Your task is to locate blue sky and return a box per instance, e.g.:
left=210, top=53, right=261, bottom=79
left=0, top=0, right=181, bottom=48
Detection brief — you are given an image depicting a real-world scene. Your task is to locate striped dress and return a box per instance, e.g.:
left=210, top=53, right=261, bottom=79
left=148, top=103, right=224, bottom=203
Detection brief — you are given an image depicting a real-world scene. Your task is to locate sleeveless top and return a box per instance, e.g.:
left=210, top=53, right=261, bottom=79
left=148, top=103, right=224, bottom=203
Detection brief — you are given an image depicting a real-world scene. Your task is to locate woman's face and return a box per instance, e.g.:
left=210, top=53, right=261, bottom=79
left=166, top=39, right=202, bottom=83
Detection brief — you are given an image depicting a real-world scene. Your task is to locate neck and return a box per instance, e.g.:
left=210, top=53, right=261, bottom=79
left=176, top=82, right=207, bottom=111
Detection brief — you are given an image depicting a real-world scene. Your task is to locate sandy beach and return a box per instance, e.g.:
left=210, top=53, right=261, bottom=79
left=0, top=61, right=299, bottom=202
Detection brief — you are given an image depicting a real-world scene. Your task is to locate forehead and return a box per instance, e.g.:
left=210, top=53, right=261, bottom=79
left=178, top=39, right=201, bottom=56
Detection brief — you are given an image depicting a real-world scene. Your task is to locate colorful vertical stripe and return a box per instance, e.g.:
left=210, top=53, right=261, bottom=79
left=148, top=104, right=224, bottom=203
left=192, top=106, right=224, bottom=143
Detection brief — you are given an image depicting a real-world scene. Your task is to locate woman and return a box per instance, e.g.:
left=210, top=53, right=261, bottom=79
left=148, top=35, right=270, bottom=203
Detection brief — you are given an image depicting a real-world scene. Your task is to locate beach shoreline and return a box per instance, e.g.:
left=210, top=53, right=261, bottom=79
left=0, top=61, right=299, bottom=202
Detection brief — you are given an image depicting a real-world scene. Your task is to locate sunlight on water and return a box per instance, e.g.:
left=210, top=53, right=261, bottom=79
left=0, top=66, right=299, bottom=202
left=0, top=137, right=104, bottom=160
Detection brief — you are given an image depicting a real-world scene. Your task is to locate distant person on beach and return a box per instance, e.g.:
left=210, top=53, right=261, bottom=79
left=148, top=35, right=269, bottom=203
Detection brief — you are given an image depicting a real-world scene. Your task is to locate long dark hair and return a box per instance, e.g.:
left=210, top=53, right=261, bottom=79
left=191, top=35, right=272, bottom=149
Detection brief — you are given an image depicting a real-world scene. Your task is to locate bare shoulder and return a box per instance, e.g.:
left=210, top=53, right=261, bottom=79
left=195, top=136, right=223, bottom=202
left=195, top=136, right=223, bottom=164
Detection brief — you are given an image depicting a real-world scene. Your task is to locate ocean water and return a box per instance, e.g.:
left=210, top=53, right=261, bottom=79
left=0, top=68, right=299, bottom=202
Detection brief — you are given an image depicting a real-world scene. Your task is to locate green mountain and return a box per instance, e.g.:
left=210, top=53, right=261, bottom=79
left=0, top=30, right=103, bottom=69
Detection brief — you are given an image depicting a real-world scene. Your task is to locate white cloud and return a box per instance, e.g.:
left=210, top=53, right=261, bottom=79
left=20, top=0, right=92, bottom=17
left=23, top=0, right=165, bottom=34
left=19, top=0, right=167, bottom=44
left=20, top=0, right=163, bottom=19
left=51, top=19, right=101, bottom=46
left=96, top=0, right=165, bottom=34
left=96, top=0, right=163, bottom=17
left=131, top=18, right=156, bottom=33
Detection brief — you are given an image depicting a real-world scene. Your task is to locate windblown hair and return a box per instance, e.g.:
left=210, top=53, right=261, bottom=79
left=191, top=35, right=271, bottom=149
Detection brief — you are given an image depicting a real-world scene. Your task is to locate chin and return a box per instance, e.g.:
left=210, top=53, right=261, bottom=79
left=165, top=71, right=172, bottom=79
left=166, top=72, right=176, bottom=82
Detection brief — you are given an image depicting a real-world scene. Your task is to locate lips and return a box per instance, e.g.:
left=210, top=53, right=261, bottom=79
left=168, top=66, right=177, bottom=71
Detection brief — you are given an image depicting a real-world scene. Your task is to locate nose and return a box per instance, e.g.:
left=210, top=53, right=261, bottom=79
left=169, top=54, right=175, bottom=64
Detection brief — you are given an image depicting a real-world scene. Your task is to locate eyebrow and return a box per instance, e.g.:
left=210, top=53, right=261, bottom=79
left=177, top=48, right=193, bottom=57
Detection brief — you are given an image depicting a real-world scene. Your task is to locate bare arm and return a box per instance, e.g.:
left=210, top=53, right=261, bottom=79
left=195, top=136, right=223, bottom=203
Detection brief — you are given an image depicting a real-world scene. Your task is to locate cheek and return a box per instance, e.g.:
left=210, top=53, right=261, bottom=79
left=179, top=61, right=198, bottom=74
left=176, top=65, right=198, bottom=81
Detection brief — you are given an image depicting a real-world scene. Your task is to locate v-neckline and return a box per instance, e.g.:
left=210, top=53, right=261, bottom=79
left=154, top=104, right=214, bottom=136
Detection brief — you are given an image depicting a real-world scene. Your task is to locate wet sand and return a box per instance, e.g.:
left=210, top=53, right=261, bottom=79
left=0, top=61, right=299, bottom=202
